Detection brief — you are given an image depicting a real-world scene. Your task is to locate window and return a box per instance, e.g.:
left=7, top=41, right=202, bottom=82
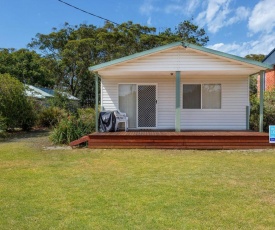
left=119, top=84, right=137, bottom=128
left=183, top=84, right=221, bottom=109
left=183, top=84, right=201, bottom=109
left=202, top=84, right=221, bottom=109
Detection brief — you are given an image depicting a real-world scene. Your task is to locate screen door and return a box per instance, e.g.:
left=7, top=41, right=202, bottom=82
left=137, top=85, right=157, bottom=128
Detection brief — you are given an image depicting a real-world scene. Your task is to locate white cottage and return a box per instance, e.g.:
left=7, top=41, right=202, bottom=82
left=89, top=42, right=272, bottom=131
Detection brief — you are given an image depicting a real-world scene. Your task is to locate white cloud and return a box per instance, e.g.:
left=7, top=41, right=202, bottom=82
left=140, top=0, right=200, bottom=17
left=207, top=31, right=275, bottom=57
left=195, top=0, right=250, bottom=33
left=139, top=0, right=160, bottom=26
left=164, top=0, right=200, bottom=15
left=212, top=0, right=275, bottom=57
left=206, top=0, right=230, bottom=22
left=207, top=42, right=241, bottom=53
left=248, top=0, right=275, bottom=34
left=186, top=0, right=200, bottom=13
left=164, top=4, right=184, bottom=14
left=226, top=6, right=250, bottom=26
left=147, top=17, right=152, bottom=26
left=139, top=0, right=158, bottom=16
left=137, top=0, right=275, bottom=58
left=207, top=42, right=240, bottom=55
left=196, top=0, right=231, bottom=33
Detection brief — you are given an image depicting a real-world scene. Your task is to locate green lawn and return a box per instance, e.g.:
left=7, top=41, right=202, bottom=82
left=1, top=133, right=275, bottom=229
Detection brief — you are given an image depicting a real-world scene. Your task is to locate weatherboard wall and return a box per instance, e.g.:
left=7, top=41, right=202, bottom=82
left=96, top=44, right=255, bottom=130
left=101, top=74, right=248, bottom=130
left=181, top=75, right=248, bottom=130
left=101, top=76, right=175, bottom=130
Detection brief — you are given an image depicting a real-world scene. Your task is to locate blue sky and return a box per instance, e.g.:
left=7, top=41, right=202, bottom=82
left=0, top=0, right=274, bottom=57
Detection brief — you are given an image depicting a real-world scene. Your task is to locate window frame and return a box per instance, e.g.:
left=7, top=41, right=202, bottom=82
left=182, top=83, right=222, bottom=110
left=118, top=83, right=158, bottom=129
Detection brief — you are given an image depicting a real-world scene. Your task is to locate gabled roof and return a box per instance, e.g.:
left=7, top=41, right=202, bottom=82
left=25, top=84, right=53, bottom=99
left=89, top=42, right=273, bottom=72
left=262, top=47, right=275, bottom=65
left=37, top=87, right=80, bottom=101
left=25, top=85, right=80, bottom=101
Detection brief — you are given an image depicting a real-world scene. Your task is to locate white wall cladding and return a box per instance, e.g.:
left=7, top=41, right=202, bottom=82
left=181, top=75, right=248, bottom=130
left=101, top=74, right=249, bottom=130
left=98, top=44, right=254, bottom=130
left=101, top=76, right=175, bottom=130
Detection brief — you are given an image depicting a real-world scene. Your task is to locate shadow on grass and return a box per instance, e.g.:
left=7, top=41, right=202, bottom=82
left=0, top=128, right=51, bottom=143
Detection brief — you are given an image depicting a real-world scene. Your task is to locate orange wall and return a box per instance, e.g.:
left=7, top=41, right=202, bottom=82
left=257, top=67, right=275, bottom=92
left=265, top=69, right=275, bottom=90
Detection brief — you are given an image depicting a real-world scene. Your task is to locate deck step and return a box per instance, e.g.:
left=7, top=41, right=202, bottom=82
left=69, top=135, right=89, bottom=147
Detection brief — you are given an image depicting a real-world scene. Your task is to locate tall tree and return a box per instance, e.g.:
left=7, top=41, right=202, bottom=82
left=29, top=23, right=97, bottom=99
left=245, top=53, right=266, bottom=96
left=245, top=54, right=265, bottom=62
left=0, top=48, right=54, bottom=87
left=176, top=19, right=209, bottom=46
left=28, top=20, right=209, bottom=103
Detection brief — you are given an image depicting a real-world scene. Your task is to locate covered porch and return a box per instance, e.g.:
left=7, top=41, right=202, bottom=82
left=91, top=42, right=272, bottom=133
left=81, top=42, right=275, bottom=149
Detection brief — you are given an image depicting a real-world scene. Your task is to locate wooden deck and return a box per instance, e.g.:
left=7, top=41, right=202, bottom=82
left=84, top=131, right=275, bottom=150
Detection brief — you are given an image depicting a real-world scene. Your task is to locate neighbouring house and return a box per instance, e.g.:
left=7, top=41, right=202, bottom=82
left=25, top=84, right=53, bottom=99
left=25, top=85, right=80, bottom=105
left=257, top=48, right=275, bottom=92
left=89, top=42, right=272, bottom=131
left=38, top=87, right=80, bottom=102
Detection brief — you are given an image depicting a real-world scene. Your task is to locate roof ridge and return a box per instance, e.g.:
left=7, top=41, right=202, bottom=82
left=89, top=42, right=273, bottom=71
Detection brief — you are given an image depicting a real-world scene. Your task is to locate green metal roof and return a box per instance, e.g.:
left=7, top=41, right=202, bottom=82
left=89, top=42, right=273, bottom=71
left=25, top=84, right=53, bottom=99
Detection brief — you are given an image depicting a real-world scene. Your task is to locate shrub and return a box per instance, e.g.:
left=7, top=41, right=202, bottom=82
left=250, top=90, right=275, bottom=132
left=48, top=91, right=78, bottom=113
left=0, top=73, right=36, bottom=130
left=20, top=98, right=37, bottom=131
left=37, top=107, right=67, bottom=128
left=250, top=95, right=259, bottom=131
left=77, top=108, right=96, bottom=129
left=50, top=108, right=96, bottom=144
left=0, top=115, right=7, bottom=131
left=0, top=115, right=7, bottom=137
left=50, top=116, right=91, bottom=144
left=264, top=90, right=275, bottom=131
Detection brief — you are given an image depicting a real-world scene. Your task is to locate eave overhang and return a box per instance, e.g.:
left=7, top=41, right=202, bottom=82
left=89, top=42, right=273, bottom=73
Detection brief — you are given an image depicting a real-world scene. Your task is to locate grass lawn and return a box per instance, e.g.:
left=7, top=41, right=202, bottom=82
left=0, top=131, right=275, bottom=229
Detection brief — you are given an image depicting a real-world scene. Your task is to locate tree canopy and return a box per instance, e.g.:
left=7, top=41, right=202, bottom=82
left=0, top=48, right=54, bottom=87
left=245, top=54, right=265, bottom=62
left=28, top=20, right=209, bottom=103
left=0, top=20, right=209, bottom=107
left=245, top=53, right=266, bottom=96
